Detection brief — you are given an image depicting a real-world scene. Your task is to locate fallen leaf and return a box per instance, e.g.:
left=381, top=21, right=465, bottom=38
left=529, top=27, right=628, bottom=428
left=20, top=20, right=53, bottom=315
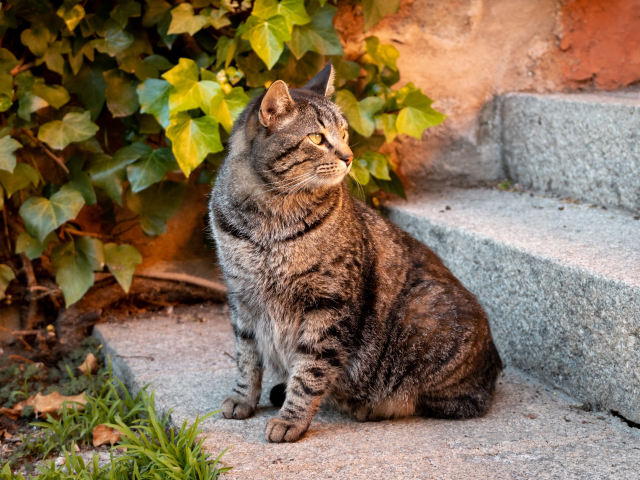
left=77, top=352, right=98, bottom=375
left=93, top=424, right=122, bottom=446
left=525, top=413, right=538, bottom=419
left=32, top=391, right=87, bottom=419
left=0, top=395, right=36, bottom=419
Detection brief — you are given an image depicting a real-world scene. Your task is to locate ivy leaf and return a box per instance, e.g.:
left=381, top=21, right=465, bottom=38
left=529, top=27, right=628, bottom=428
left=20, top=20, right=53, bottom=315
left=288, top=4, right=344, bottom=59
left=206, top=7, right=231, bottom=29
left=351, top=158, right=370, bottom=186
left=0, top=136, right=22, bottom=173
left=75, top=237, right=105, bottom=271
left=157, top=10, right=178, bottom=49
left=137, top=78, right=172, bottom=128
left=0, top=49, right=18, bottom=107
left=111, top=0, right=142, bottom=28
left=31, top=81, right=71, bottom=109
left=207, top=86, right=250, bottom=133
left=365, top=36, right=399, bottom=71
left=377, top=169, right=406, bottom=199
left=91, top=20, right=134, bottom=55
left=126, top=180, right=185, bottom=236
left=333, top=58, right=360, bottom=87
left=168, top=3, right=209, bottom=36
left=19, top=185, right=85, bottom=242
left=20, top=24, right=52, bottom=57
left=241, top=15, right=291, bottom=69
left=38, top=111, right=100, bottom=150
left=15, top=231, right=59, bottom=260
left=127, top=147, right=177, bottom=193
left=36, top=39, right=71, bottom=76
left=0, top=264, right=15, bottom=301
left=51, top=239, right=95, bottom=306
left=396, top=89, right=446, bottom=139
left=57, top=4, right=86, bottom=32
left=361, top=150, right=391, bottom=180
left=0, top=163, right=40, bottom=196
left=143, top=0, right=172, bottom=27
left=362, top=0, right=400, bottom=32
left=163, top=58, right=222, bottom=113
left=166, top=113, right=223, bottom=176
left=64, top=64, right=107, bottom=120
left=334, top=89, right=384, bottom=137
left=252, top=0, right=311, bottom=32
left=66, top=154, right=96, bottom=205
left=104, top=69, right=139, bottom=117
left=376, top=113, right=397, bottom=143
left=236, top=52, right=277, bottom=88
left=88, top=144, right=149, bottom=205
left=104, top=243, right=142, bottom=292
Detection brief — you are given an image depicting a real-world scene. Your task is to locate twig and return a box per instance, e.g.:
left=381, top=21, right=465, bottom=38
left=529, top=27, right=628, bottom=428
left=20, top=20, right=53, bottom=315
left=9, top=354, right=36, bottom=363
left=22, top=128, right=69, bottom=174
left=20, top=253, right=39, bottom=330
left=115, top=355, right=155, bottom=361
left=0, top=326, right=38, bottom=355
left=9, top=330, right=44, bottom=337
left=1, top=205, right=9, bottom=252
left=223, top=351, right=236, bottom=361
left=64, top=227, right=102, bottom=238
left=10, top=61, right=35, bottom=76
left=3, top=438, right=23, bottom=444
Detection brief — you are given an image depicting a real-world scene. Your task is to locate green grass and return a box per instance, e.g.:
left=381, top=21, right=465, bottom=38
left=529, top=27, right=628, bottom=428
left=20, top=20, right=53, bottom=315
left=1, top=356, right=230, bottom=479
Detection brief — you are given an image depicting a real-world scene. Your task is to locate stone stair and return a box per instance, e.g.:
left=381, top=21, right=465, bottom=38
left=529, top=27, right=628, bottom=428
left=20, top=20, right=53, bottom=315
left=386, top=91, right=640, bottom=424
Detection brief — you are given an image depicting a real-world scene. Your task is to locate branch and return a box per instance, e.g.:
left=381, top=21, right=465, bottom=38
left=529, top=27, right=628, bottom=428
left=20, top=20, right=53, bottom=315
left=64, top=227, right=102, bottom=238
left=20, top=253, right=40, bottom=330
left=10, top=61, right=35, bottom=76
left=22, top=128, right=70, bottom=174
left=0, top=326, right=39, bottom=356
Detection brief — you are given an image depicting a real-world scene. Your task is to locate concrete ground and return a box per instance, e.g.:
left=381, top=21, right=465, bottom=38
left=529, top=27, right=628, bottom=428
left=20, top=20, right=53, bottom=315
left=94, top=303, right=640, bottom=480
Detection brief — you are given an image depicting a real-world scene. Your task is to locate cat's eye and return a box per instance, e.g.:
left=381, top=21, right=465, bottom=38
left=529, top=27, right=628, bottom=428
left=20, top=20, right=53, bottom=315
left=309, top=133, right=323, bottom=145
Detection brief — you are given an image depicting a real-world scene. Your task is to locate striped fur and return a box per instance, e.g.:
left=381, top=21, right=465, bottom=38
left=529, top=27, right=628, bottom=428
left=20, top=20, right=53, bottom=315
left=209, top=65, right=502, bottom=443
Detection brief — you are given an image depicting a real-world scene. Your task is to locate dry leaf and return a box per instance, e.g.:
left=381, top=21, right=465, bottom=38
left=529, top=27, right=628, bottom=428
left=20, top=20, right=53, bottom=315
left=0, top=394, right=36, bottom=419
left=525, top=413, right=538, bottom=419
left=93, top=424, right=122, bottom=447
left=77, top=353, right=98, bottom=375
left=32, top=391, right=87, bottom=419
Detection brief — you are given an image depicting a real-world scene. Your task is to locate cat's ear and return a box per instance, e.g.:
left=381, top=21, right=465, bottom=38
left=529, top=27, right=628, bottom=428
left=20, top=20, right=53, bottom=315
left=302, top=62, right=335, bottom=98
left=259, top=80, right=294, bottom=127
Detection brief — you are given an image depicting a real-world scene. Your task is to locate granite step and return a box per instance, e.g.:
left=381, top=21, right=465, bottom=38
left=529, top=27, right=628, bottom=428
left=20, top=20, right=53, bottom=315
left=501, top=91, right=640, bottom=213
left=385, top=187, right=640, bottom=424
left=93, top=304, right=640, bottom=479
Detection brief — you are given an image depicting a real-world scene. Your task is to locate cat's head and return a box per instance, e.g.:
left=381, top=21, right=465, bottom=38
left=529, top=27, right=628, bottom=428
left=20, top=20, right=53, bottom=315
left=245, top=63, right=354, bottom=191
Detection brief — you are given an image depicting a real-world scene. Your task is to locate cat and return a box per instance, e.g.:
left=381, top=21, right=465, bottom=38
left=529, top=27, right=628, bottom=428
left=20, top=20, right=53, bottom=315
left=208, top=63, right=503, bottom=443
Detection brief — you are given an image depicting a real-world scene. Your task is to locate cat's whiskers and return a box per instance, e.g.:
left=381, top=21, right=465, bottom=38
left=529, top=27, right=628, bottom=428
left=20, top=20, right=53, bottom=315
left=348, top=170, right=366, bottom=201
left=280, top=174, right=319, bottom=207
left=249, top=172, right=315, bottom=198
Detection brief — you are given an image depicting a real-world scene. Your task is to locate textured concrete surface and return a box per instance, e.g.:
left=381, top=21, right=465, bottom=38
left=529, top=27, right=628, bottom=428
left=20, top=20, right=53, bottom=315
left=502, top=92, right=640, bottom=212
left=386, top=187, right=640, bottom=424
left=94, top=305, right=640, bottom=479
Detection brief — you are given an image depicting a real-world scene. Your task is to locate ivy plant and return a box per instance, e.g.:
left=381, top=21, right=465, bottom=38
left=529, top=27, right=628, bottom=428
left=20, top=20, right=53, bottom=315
left=0, top=0, right=444, bottom=307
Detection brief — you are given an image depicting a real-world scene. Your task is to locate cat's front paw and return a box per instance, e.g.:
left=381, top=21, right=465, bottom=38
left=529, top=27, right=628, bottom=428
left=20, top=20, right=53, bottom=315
left=220, top=396, right=255, bottom=420
left=265, top=417, right=307, bottom=443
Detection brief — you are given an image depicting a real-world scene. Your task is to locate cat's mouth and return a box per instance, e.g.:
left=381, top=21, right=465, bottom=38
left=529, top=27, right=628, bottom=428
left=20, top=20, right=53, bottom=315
left=315, top=161, right=351, bottom=186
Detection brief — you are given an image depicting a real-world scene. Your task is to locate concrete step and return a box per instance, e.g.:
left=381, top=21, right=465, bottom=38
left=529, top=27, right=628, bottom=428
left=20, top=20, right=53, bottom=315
left=502, top=91, right=640, bottom=212
left=385, top=187, right=640, bottom=424
left=93, top=305, right=640, bottom=479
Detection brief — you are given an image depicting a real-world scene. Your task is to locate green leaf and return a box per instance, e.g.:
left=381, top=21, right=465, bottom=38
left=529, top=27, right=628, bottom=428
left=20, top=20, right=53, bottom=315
left=0, top=136, right=22, bottom=173
left=38, top=111, right=100, bottom=150
left=396, top=89, right=446, bottom=139
left=20, top=24, right=52, bottom=57
left=378, top=169, right=406, bottom=199
left=236, top=52, right=277, bottom=88
left=137, top=78, right=173, bottom=128
left=57, top=4, right=85, bottom=32
left=0, top=163, right=39, bottom=196
left=163, top=58, right=222, bottom=114
left=333, top=58, right=360, bottom=87
left=35, top=39, right=71, bottom=76
left=18, top=94, right=49, bottom=121
left=51, top=239, right=95, bottom=306
left=0, top=264, right=15, bottom=301
left=351, top=158, right=370, bottom=185
left=126, top=180, right=185, bottom=236
left=0, top=49, right=18, bottom=104
left=365, top=36, right=399, bottom=71
left=104, top=69, right=140, bottom=117
left=361, top=150, right=391, bottom=180
left=288, top=4, right=344, bottom=59
left=206, top=7, right=231, bottom=29
left=376, top=113, right=397, bottom=143
left=253, top=0, right=311, bottom=32
left=66, top=154, right=96, bottom=205
left=143, top=0, right=172, bottom=27
left=157, top=10, right=178, bottom=49
left=166, top=113, right=223, bottom=176
left=241, top=15, right=291, bottom=69
left=19, top=185, right=85, bottom=243
left=111, top=0, right=142, bottom=28
left=91, top=20, right=134, bottom=55
left=15, top=231, right=59, bottom=260
left=76, top=236, right=105, bottom=271
left=208, top=87, right=250, bottom=133
left=64, top=64, right=107, bottom=120
left=104, top=243, right=142, bottom=292
left=362, top=0, right=400, bottom=32
left=88, top=143, right=149, bottom=204
left=127, top=147, right=177, bottom=193
left=334, top=90, right=384, bottom=137
left=168, top=3, right=209, bottom=35
left=31, top=81, right=71, bottom=109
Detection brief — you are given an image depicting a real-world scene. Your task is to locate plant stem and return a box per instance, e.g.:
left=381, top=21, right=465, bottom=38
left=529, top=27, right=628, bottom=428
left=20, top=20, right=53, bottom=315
left=22, top=128, right=70, bottom=174
left=64, top=227, right=102, bottom=238
left=10, top=61, right=35, bottom=76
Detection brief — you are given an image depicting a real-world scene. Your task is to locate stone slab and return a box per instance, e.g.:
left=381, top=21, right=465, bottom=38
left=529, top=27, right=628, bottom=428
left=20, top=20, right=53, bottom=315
left=385, top=187, right=640, bottom=424
left=94, top=306, right=640, bottom=479
left=502, top=92, right=640, bottom=213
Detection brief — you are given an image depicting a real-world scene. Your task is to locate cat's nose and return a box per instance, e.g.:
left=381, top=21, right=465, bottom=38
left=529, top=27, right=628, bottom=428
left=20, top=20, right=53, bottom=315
left=339, top=147, right=354, bottom=165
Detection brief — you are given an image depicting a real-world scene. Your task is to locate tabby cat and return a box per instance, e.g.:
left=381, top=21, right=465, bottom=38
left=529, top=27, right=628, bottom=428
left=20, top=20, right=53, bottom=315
left=209, top=63, right=502, bottom=443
